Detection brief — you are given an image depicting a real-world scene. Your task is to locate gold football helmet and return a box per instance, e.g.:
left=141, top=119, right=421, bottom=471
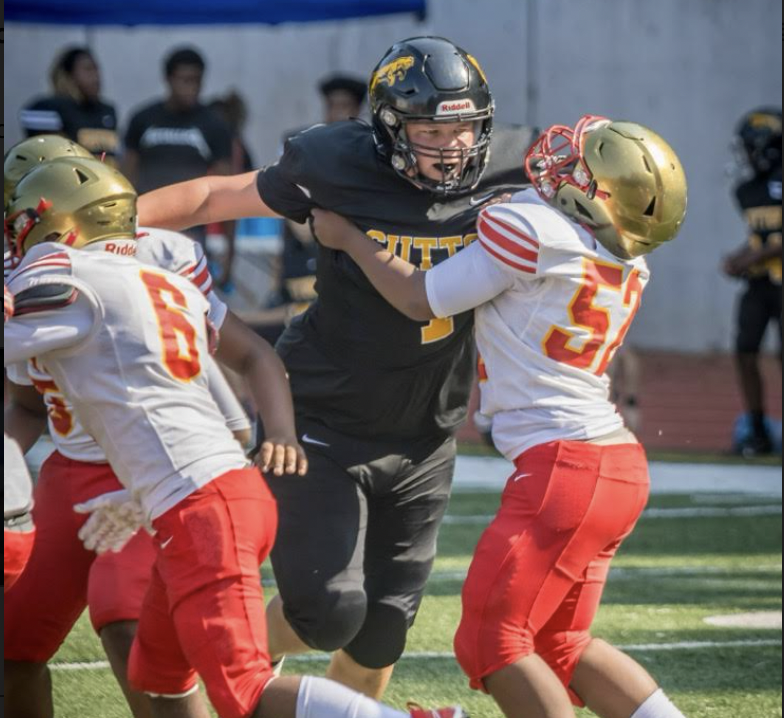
left=4, top=135, right=94, bottom=210
left=5, top=157, right=137, bottom=264
left=525, top=115, right=688, bottom=258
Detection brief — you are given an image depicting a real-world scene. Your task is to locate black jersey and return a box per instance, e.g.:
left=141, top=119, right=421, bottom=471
left=257, top=120, right=536, bottom=440
left=21, top=96, right=120, bottom=162
left=735, top=169, right=783, bottom=285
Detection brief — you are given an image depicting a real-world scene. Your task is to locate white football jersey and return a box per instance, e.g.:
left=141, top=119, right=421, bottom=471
left=4, top=433, right=34, bottom=519
left=6, top=231, right=241, bottom=464
left=5, top=244, right=248, bottom=520
left=426, top=189, right=650, bottom=460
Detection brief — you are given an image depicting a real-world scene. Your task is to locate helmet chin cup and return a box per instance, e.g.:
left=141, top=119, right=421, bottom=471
left=391, top=154, right=408, bottom=172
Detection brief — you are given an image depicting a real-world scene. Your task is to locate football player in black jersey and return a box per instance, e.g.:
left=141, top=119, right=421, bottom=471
left=723, top=107, right=782, bottom=456
left=138, top=36, right=536, bottom=699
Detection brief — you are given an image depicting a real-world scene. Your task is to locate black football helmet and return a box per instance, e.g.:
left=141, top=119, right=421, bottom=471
left=370, top=36, right=495, bottom=195
left=736, top=107, right=782, bottom=176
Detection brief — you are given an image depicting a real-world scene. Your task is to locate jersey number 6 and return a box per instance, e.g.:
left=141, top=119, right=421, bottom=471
left=141, top=271, right=202, bottom=381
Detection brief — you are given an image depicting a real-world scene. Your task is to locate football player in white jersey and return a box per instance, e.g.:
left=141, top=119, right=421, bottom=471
left=3, top=160, right=466, bottom=718
left=4, top=284, right=36, bottom=593
left=2, top=156, right=303, bottom=718
left=311, top=115, right=690, bottom=718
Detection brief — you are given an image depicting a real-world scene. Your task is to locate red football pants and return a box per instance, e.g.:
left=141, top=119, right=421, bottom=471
left=454, top=440, right=650, bottom=705
left=4, top=527, right=36, bottom=592
left=5, top=452, right=155, bottom=662
left=128, top=468, right=278, bottom=718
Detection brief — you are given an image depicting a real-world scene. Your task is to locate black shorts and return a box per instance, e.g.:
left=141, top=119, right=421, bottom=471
left=736, top=279, right=783, bottom=354
left=266, top=417, right=456, bottom=657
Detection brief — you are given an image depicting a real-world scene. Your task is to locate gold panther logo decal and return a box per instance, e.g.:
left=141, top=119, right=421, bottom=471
left=371, top=57, right=416, bottom=94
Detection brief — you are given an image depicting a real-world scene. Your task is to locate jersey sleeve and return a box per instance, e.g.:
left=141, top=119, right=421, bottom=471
left=3, top=294, right=96, bottom=367
left=476, top=204, right=542, bottom=277
left=256, top=136, right=317, bottom=224
left=5, top=362, right=33, bottom=387
left=425, top=241, right=515, bottom=319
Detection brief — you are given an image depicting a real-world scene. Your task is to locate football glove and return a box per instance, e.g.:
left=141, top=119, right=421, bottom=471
left=74, top=489, right=148, bottom=555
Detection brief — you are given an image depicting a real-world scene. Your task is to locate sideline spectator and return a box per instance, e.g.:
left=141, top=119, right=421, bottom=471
left=269, top=75, right=368, bottom=340
left=20, top=47, right=120, bottom=163
left=123, top=47, right=234, bottom=252
left=723, top=107, right=783, bottom=456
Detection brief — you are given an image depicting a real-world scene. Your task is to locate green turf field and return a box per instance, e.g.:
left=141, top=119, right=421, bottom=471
left=49, top=486, right=782, bottom=717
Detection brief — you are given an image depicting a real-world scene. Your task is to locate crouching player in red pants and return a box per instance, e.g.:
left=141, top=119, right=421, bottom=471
left=311, top=115, right=691, bottom=718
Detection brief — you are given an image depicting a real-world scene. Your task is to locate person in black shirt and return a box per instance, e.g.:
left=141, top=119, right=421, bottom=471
left=124, top=47, right=234, bottom=195
left=723, top=107, right=783, bottom=456
left=138, top=36, right=536, bottom=700
left=20, top=47, right=120, bottom=164
left=125, top=47, right=235, bottom=278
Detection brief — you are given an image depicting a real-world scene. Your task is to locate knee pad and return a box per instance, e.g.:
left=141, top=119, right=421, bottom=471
left=344, top=603, right=410, bottom=669
left=286, top=588, right=368, bottom=653
left=536, top=629, right=593, bottom=707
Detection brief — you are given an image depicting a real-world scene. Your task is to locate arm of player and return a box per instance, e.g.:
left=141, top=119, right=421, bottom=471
left=724, top=241, right=783, bottom=277
left=3, top=295, right=96, bottom=367
left=4, top=382, right=48, bottom=455
left=311, top=209, right=516, bottom=321
left=204, top=355, right=252, bottom=448
left=215, top=311, right=308, bottom=477
left=311, top=209, right=434, bottom=321
left=137, top=171, right=278, bottom=231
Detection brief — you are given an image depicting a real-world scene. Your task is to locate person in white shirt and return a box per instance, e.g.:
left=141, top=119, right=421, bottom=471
left=3, top=157, right=465, bottom=718
left=311, top=115, right=690, bottom=718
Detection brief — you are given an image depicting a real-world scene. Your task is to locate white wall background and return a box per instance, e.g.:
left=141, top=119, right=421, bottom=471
left=5, top=0, right=782, bottom=352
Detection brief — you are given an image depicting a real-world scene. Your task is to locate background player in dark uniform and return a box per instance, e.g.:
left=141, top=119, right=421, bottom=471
left=20, top=47, right=120, bottom=164
left=723, top=107, right=783, bottom=456
left=138, top=36, right=536, bottom=699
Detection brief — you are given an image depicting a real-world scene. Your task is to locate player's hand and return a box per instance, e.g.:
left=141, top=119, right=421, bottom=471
left=256, top=437, right=309, bottom=477
left=74, top=489, right=147, bottom=555
left=310, top=209, right=357, bottom=251
left=723, top=248, right=756, bottom=277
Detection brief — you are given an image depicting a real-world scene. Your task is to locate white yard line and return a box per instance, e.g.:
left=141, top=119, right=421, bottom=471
left=442, top=505, right=783, bottom=526
left=453, top=456, right=783, bottom=496
left=51, top=639, right=783, bottom=672
left=25, top=439, right=782, bottom=497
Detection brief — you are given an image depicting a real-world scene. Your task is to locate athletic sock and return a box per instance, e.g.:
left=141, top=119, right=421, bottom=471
left=631, top=689, right=687, bottom=718
left=295, top=676, right=408, bottom=718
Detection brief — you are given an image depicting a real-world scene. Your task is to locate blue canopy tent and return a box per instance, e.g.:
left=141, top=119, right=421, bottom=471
left=5, top=0, right=426, bottom=26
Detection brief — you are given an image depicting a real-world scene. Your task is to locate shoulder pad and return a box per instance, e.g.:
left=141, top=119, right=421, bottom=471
left=13, top=283, right=79, bottom=316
